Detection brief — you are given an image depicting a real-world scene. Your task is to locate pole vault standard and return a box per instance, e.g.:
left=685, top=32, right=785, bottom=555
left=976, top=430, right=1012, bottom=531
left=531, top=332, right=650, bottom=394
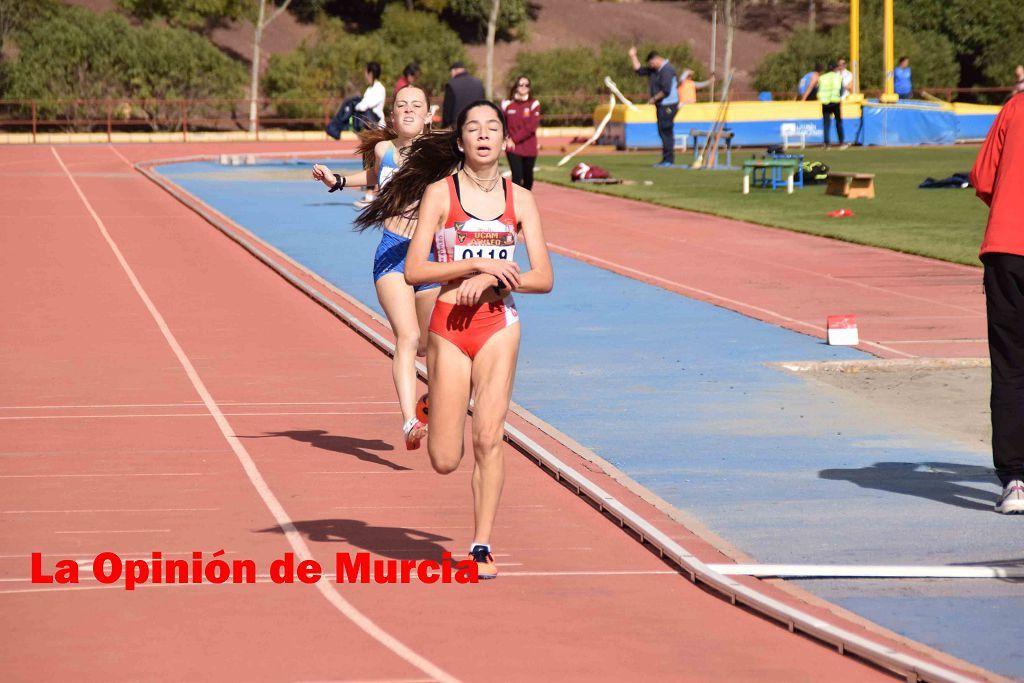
left=880, top=0, right=898, bottom=102
left=850, top=0, right=860, bottom=96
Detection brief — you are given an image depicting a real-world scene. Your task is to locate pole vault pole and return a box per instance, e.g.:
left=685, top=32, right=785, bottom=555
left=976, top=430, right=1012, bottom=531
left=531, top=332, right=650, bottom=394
left=709, top=1, right=717, bottom=102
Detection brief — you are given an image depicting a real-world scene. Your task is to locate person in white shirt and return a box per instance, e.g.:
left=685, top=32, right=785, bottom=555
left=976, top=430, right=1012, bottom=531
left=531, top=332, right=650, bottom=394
left=838, top=58, right=854, bottom=100
left=354, top=61, right=386, bottom=131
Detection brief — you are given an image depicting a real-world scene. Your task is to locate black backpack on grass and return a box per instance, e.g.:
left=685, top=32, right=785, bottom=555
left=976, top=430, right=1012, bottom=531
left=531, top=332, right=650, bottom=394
left=802, top=161, right=829, bottom=184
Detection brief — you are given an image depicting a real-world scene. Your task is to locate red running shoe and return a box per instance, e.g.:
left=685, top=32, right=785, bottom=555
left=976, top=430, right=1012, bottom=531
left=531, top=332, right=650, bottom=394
left=402, top=417, right=427, bottom=451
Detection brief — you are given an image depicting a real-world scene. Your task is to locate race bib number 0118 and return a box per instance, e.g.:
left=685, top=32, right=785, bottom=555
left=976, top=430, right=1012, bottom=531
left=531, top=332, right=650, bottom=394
left=452, top=230, right=516, bottom=262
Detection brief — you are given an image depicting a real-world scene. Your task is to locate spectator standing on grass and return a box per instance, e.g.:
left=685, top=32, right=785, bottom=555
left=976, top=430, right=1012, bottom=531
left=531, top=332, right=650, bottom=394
left=677, top=69, right=714, bottom=104
left=817, top=62, right=846, bottom=148
left=970, top=92, right=1024, bottom=514
left=838, top=58, right=854, bottom=99
left=394, top=63, right=420, bottom=98
left=799, top=65, right=821, bottom=101
left=502, top=75, right=541, bottom=190
left=354, top=61, right=386, bottom=131
left=894, top=56, right=912, bottom=99
left=628, top=46, right=679, bottom=167
left=441, top=62, right=485, bottom=128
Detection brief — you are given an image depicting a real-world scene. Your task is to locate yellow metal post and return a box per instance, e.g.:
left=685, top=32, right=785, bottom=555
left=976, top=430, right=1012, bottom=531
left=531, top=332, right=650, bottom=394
left=880, top=0, right=897, bottom=102
left=850, top=0, right=860, bottom=95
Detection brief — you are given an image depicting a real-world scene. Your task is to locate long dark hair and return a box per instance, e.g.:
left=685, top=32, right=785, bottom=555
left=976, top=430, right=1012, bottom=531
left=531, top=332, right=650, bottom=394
left=354, top=100, right=506, bottom=232
left=357, top=126, right=397, bottom=172
left=508, top=75, right=532, bottom=101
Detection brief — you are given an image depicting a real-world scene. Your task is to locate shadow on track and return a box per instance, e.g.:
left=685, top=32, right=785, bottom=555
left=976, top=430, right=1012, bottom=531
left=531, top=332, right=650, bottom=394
left=819, top=461, right=997, bottom=511
left=257, top=519, right=452, bottom=561
left=240, top=430, right=410, bottom=471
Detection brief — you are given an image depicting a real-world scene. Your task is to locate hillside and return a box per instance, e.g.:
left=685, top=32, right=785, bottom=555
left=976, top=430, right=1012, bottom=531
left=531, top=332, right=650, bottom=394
left=63, top=0, right=848, bottom=96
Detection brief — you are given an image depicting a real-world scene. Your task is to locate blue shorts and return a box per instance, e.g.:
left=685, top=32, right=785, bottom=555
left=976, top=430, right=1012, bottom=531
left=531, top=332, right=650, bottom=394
left=373, top=229, right=439, bottom=292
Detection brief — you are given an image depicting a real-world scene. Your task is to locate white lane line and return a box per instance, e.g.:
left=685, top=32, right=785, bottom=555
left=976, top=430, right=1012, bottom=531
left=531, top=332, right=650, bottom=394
left=331, top=505, right=547, bottom=510
left=0, top=401, right=398, bottom=410
left=0, top=473, right=203, bottom=478
left=710, top=564, right=1024, bottom=579
left=54, top=529, right=171, bottom=534
left=500, top=570, right=678, bottom=577
left=547, top=242, right=915, bottom=358
left=52, top=146, right=458, bottom=683
left=107, top=144, right=133, bottom=166
left=307, top=472, right=461, bottom=476
left=0, top=411, right=401, bottom=420
left=0, top=569, right=659, bottom=586
left=544, top=203, right=982, bottom=315
left=1, top=508, right=219, bottom=514
left=0, top=551, right=238, bottom=560
left=295, top=679, right=435, bottom=683
left=877, top=339, right=987, bottom=345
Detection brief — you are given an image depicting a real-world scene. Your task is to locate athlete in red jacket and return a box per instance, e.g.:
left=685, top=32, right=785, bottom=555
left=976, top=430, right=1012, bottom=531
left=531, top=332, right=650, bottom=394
left=502, top=76, right=540, bottom=189
left=970, top=93, right=1024, bottom=513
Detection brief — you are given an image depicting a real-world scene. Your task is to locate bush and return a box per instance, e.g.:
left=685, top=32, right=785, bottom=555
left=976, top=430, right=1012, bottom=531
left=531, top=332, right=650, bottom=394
left=511, top=41, right=707, bottom=122
left=753, top=13, right=959, bottom=97
left=5, top=7, right=245, bottom=126
left=263, top=6, right=468, bottom=119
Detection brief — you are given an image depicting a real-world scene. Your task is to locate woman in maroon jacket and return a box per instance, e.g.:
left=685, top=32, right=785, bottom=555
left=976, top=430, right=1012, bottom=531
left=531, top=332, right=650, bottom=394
left=502, top=76, right=540, bottom=189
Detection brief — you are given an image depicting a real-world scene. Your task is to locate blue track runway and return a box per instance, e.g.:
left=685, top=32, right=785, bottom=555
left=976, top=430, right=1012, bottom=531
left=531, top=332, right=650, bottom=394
left=161, top=159, right=1020, bottom=678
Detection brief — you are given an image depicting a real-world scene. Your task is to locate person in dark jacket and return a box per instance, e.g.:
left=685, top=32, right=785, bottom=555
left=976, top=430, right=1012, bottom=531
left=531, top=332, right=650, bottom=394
left=502, top=76, right=541, bottom=189
left=628, top=47, right=679, bottom=166
left=442, top=62, right=485, bottom=128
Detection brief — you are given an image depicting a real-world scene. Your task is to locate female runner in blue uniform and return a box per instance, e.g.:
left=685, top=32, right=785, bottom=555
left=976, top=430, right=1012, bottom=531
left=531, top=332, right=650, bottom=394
left=356, top=101, right=554, bottom=578
left=312, top=85, right=437, bottom=450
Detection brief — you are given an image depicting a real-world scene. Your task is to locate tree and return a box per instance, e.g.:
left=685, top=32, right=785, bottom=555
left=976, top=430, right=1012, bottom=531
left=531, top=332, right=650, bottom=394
left=752, top=13, right=958, bottom=95
left=5, top=7, right=244, bottom=125
left=116, top=0, right=245, bottom=29
left=262, top=8, right=467, bottom=119
left=0, top=0, right=60, bottom=56
left=895, top=0, right=1024, bottom=90
left=511, top=41, right=707, bottom=122
left=118, top=0, right=293, bottom=131
left=248, top=0, right=293, bottom=131
left=484, top=0, right=499, bottom=98
left=444, top=0, right=527, bottom=41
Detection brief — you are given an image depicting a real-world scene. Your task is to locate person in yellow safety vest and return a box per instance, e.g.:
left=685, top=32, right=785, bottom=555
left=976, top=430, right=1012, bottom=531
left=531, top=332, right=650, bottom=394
left=676, top=69, right=714, bottom=104
left=817, top=62, right=847, bottom=148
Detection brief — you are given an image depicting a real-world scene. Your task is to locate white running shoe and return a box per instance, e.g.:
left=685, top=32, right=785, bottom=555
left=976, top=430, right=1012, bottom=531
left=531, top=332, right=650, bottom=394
left=995, top=480, right=1024, bottom=514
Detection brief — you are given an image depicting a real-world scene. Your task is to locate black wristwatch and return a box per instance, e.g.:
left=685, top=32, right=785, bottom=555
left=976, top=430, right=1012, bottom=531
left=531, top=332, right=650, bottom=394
left=328, top=173, right=346, bottom=193
left=492, top=276, right=507, bottom=295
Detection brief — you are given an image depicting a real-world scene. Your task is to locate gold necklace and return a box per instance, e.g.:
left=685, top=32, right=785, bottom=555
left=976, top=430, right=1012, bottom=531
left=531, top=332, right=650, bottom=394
left=462, top=166, right=500, bottom=193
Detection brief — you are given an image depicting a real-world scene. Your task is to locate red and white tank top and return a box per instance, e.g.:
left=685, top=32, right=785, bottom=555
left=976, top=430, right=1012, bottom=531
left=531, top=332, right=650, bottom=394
left=435, top=174, right=518, bottom=267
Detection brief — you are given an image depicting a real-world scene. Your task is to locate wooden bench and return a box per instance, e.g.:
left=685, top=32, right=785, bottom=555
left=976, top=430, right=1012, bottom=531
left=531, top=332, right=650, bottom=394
left=742, top=158, right=801, bottom=194
left=826, top=172, right=876, bottom=199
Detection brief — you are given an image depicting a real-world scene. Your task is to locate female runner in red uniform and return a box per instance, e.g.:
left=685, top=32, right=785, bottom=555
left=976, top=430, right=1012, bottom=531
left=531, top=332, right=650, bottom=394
left=356, top=101, right=553, bottom=578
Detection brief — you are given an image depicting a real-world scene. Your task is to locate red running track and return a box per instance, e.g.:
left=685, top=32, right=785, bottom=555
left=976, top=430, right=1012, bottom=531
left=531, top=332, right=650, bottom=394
left=531, top=183, right=987, bottom=359
left=0, top=142, right=990, bottom=682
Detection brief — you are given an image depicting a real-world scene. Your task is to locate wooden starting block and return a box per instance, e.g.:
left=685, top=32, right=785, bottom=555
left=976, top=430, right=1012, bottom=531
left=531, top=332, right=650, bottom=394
left=826, top=172, right=875, bottom=199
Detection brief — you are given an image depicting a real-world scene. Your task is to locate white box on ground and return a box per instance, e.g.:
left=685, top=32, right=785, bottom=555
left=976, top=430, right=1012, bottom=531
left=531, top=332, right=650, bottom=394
left=826, top=315, right=859, bottom=345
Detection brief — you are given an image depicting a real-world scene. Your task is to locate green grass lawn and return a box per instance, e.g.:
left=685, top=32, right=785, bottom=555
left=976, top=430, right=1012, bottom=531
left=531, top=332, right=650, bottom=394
left=534, top=146, right=988, bottom=266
